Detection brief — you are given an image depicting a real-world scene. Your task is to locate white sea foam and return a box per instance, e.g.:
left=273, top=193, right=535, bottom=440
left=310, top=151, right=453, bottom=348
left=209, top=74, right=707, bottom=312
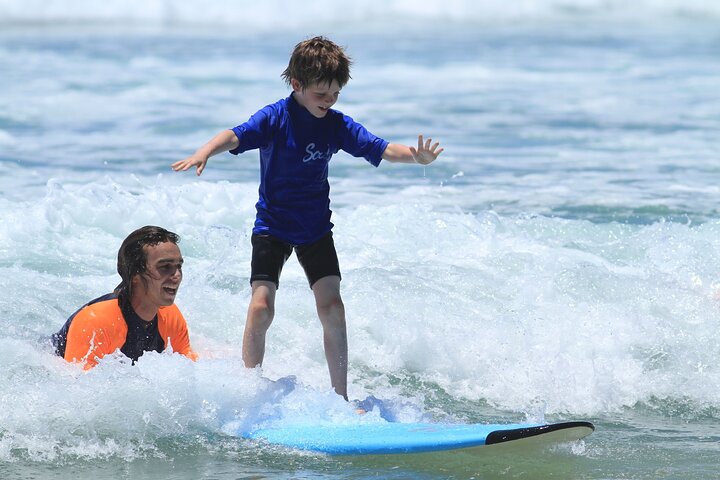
left=1, top=179, right=718, bottom=434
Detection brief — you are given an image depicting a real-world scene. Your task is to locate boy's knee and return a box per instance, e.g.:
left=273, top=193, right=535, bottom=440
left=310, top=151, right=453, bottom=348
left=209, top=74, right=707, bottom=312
left=248, top=299, right=274, bottom=331
left=317, top=295, right=345, bottom=325
left=318, top=293, right=344, bottom=311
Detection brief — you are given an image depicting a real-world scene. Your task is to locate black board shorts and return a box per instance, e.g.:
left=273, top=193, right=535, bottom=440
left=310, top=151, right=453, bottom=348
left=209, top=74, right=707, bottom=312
left=250, top=231, right=341, bottom=288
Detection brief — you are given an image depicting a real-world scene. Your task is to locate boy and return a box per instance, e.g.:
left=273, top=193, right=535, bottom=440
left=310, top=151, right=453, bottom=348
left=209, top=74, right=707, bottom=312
left=172, top=36, right=442, bottom=400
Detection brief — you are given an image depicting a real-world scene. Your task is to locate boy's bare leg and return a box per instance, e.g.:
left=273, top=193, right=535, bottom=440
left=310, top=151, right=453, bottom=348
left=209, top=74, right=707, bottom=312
left=312, top=275, right=348, bottom=400
left=242, top=280, right=277, bottom=369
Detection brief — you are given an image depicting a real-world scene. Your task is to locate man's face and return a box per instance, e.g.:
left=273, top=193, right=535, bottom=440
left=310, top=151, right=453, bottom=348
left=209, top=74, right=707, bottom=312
left=133, top=241, right=183, bottom=309
left=292, top=79, right=341, bottom=118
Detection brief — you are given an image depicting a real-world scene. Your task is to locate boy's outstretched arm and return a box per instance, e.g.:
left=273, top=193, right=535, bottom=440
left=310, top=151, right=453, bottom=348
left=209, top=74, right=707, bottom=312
left=382, top=135, right=443, bottom=165
left=171, top=130, right=239, bottom=176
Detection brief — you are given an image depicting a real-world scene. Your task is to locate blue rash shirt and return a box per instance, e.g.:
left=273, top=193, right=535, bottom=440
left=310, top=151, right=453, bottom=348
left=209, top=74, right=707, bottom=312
left=229, top=94, right=389, bottom=245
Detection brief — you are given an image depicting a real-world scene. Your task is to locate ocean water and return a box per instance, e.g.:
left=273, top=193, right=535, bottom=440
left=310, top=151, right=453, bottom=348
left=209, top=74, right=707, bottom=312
left=1, top=1, right=719, bottom=479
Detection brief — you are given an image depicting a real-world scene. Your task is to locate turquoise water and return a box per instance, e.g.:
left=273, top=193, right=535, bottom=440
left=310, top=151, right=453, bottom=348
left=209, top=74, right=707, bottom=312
left=1, top=1, right=720, bottom=478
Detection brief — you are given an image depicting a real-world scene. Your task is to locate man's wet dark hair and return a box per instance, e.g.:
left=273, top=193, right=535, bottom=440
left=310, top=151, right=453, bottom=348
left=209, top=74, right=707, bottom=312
left=114, top=226, right=180, bottom=311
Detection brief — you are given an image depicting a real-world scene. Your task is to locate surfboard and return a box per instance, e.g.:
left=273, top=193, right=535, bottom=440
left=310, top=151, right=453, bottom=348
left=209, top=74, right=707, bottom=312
left=243, top=421, right=594, bottom=456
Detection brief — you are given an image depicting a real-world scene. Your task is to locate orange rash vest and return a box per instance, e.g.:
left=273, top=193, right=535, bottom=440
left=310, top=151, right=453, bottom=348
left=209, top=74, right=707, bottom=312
left=53, top=293, right=198, bottom=369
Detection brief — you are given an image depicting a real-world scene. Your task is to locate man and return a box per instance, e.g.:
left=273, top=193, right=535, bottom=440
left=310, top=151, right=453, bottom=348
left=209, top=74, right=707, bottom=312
left=51, top=226, right=197, bottom=369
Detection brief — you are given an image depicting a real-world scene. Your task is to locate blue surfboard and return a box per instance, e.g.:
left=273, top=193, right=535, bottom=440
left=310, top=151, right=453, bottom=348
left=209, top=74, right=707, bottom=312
left=243, top=421, right=594, bottom=456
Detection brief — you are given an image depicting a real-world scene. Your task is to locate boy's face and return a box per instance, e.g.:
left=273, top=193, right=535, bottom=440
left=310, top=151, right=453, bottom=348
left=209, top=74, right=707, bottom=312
left=291, top=79, right=341, bottom=118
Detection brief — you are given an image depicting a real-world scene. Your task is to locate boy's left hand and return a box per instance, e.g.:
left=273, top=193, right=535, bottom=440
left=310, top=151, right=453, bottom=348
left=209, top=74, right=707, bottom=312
left=410, top=135, right=444, bottom=165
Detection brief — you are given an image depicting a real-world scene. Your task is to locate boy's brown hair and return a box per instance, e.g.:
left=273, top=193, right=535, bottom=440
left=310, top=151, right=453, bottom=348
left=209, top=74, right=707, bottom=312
left=282, top=36, right=352, bottom=89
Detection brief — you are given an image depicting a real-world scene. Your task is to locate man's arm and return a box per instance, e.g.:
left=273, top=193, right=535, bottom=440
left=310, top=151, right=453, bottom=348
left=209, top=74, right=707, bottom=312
left=64, top=311, right=123, bottom=370
left=171, top=129, right=240, bottom=176
left=382, top=135, right=443, bottom=165
left=159, top=306, right=199, bottom=361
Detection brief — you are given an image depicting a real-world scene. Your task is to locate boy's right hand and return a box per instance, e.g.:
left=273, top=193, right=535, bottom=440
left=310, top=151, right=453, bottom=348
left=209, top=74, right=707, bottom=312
left=172, top=130, right=239, bottom=176
left=172, top=153, right=208, bottom=176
